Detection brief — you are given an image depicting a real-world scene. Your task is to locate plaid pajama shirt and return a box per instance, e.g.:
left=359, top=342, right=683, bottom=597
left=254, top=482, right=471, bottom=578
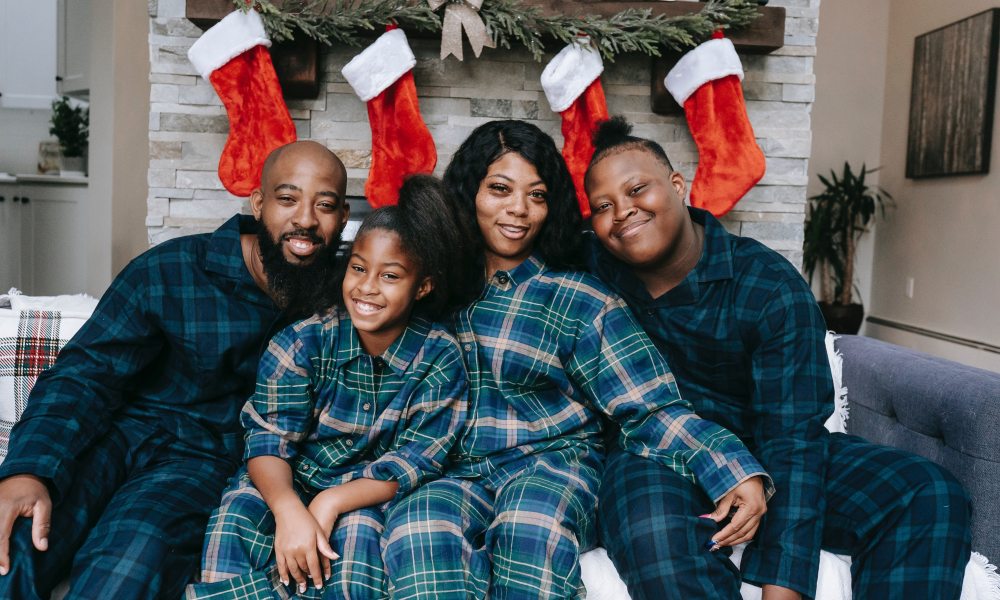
left=0, top=215, right=288, bottom=599
left=383, top=255, right=770, bottom=600
left=188, top=310, right=468, bottom=600
left=588, top=207, right=971, bottom=599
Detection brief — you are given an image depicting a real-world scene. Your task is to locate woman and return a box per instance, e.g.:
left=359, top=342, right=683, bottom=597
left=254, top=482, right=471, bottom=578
left=381, top=120, right=771, bottom=600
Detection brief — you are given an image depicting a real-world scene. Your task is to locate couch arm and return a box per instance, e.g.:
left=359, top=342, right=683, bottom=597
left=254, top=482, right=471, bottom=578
left=834, top=334, right=1000, bottom=562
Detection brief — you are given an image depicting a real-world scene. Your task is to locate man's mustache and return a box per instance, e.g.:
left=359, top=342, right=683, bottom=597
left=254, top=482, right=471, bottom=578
left=280, top=228, right=323, bottom=245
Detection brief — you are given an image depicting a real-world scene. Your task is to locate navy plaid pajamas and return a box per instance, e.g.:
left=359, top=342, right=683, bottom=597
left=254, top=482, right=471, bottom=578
left=588, top=208, right=971, bottom=599
left=383, top=255, right=770, bottom=600
left=188, top=310, right=467, bottom=600
left=0, top=215, right=287, bottom=599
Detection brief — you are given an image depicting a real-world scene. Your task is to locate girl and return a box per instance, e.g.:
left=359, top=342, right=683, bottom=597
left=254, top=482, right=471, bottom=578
left=381, top=120, right=772, bottom=600
left=186, top=175, right=476, bottom=600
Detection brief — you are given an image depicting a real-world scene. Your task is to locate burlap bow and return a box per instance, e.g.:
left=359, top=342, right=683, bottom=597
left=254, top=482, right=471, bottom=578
left=428, top=0, right=496, bottom=60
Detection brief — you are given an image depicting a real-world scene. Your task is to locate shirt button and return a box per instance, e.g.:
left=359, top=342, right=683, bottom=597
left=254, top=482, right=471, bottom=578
left=363, top=403, right=371, bottom=411
left=497, top=275, right=509, bottom=284
left=346, top=439, right=354, bottom=447
left=645, top=309, right=655, bottom=316
left=463, top=343, right=472, bottom=352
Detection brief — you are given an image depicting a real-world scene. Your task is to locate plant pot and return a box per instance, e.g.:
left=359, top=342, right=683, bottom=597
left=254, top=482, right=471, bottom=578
left=819, top=302, right=864, bottom=335
left=60, top=155, right=86, bottom=177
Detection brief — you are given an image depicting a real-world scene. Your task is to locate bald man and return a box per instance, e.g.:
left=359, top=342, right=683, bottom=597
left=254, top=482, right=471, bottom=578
left=0, top=141, right=350, bottom=599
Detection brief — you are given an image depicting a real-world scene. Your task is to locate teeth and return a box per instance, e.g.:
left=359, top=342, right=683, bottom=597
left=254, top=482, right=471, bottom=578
left=288, top=239, right=313, bottom=250
left=353, top=300, right=382, bottom=314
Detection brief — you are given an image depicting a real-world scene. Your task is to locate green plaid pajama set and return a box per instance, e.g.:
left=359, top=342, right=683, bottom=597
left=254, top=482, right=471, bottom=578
left=589, top=208, right=972, bottom=599
left=0, top=215, right=289, bottom=600
left=187, top=309, right=467, bottom=600
left=382, top=255, right=770, bottom=600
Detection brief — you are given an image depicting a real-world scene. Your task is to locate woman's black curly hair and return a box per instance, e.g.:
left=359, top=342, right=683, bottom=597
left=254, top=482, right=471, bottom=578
left=442, top=120, right=583, bottom=277
left=336, top=175, right=479, bottom=319
left=585, top=116, right=675, bottom=182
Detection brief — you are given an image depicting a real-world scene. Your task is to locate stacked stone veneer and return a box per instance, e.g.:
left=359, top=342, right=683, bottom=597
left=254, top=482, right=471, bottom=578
left=147, top=0, right=818, bottom=267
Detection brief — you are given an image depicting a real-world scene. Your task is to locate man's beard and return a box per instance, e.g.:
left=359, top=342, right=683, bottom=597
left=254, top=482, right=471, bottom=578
left=257, top=225, right=343, bottom=318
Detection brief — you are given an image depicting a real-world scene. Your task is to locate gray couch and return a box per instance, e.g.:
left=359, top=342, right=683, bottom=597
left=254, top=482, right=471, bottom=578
left=836, top=334, right=1000, bottom=561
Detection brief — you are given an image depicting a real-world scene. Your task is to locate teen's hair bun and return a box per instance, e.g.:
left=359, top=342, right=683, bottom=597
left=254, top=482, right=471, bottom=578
left=593, top=116, right=635, bottom=154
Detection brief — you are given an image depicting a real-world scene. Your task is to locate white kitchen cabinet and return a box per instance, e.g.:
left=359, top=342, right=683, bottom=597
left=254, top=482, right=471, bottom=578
left=57, top=0, right=90, bottom=97
left=0, top=182, right=22, bottom=291
left=0, top=0, right=58, bottom=109
left=0, top=178, right=88, bottom=296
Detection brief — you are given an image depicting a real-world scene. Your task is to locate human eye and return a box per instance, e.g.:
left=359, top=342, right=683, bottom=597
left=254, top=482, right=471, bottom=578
left=594, top=201, right=612, bottom=213
left=381, top=272, right=400, bottom=281
left=629, top=184, right=646, bottom=196
left=350, top=264, right=365, bottom=273
left=529, top=189, right=548, bottom=202
left=488, top=183, right=510, bottom=194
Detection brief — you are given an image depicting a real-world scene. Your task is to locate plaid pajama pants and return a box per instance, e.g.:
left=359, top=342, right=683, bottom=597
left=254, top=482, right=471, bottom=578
left=186, top=468, right=387, bottom=600
left=0, top=417, right=235, bottom=600
left=382, top=446, right=602, bottom=600
left=599, top=433, right=972, bottom=600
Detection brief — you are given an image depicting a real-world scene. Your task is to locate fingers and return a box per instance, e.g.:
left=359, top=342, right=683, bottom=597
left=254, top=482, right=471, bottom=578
left=31, top=498, right=51, bottom=552
left=713, top=504, right=762, bottom=548
left=707, top=493, right=734, bottom=522
left=316, top=532, right=338, bottom=583
left=287, top=554, right=308, bottom=593
left=276, top=552, right=290, bottom=588
left=0, top=509, right=17, bottom=576
left=306, top=546, right=324, bottom=591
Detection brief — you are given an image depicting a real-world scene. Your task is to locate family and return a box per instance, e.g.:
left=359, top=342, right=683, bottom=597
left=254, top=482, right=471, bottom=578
left=0, top=118, right=971, bottom=600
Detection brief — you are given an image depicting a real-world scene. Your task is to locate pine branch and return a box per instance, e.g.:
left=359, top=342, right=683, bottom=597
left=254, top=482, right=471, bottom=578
left=236, top=0, right=760, bottom=60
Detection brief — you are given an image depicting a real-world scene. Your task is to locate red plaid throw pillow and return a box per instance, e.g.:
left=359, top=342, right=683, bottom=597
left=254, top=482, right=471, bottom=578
left=0, top=308, right=91, bottom=462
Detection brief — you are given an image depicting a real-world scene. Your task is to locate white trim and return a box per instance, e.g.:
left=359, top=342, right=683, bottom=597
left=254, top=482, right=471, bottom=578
left=541, top=38, right=604, bottom=112
left=341, top=29, right=417, bottom=102
left=187, top=9, right=270, bottom=80
left=664, top=38, right=744, bottom=106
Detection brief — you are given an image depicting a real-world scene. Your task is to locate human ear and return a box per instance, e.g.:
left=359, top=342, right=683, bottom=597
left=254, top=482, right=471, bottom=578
left=669, top=170, right=687, bottom=199
left=250, top=188, right=264, bottom=220
left=415, top=277, right=434, bottom=301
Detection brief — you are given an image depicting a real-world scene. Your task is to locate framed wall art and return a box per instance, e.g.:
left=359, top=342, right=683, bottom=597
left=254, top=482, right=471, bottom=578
left=906, top=9, right=1000, bottom=178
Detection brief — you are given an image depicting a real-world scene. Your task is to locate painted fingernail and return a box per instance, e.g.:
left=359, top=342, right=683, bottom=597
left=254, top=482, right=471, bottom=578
left=704, top=539, right=719, bottom=551
left=0, top=566, right=7, bottom=576
left=698, top=514, right=712, bottom=519
left=281, top=579, right=289, bottom=586
left=298, top=583, right=306, bottom=593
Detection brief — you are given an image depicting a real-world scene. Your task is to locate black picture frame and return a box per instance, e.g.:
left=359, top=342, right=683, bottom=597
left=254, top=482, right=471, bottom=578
left=906, top=9, right=1000, bottom=179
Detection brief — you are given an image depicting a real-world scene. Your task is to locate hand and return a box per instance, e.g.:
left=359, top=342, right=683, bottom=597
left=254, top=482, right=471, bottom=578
left=703, top=475, right=766, bottom=549
left=307, top=487, right=345, bottom=540
left=273, top=501, right=338, bottom=594
left=762, top=584, right=803, bottom=600
left=0, top=475, right=52, bottom=576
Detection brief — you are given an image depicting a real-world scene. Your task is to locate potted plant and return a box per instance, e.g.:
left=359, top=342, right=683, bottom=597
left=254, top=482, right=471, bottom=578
left=803, top=162, right=893, bottom=334
left=49, top=96, right=89, bottom=175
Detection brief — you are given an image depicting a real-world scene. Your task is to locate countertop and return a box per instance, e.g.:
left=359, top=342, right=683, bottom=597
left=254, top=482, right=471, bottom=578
left=0, top=173, right=88, bottom=185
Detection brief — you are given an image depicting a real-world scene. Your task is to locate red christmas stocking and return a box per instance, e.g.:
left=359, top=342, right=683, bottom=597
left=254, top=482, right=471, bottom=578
left=342, top=27, right=437, bottom=208
left=188, top=9, right=297, bottom=197
left=542, top=38, right=608, bottom=218
left=665, top=34, right=766, bottom=217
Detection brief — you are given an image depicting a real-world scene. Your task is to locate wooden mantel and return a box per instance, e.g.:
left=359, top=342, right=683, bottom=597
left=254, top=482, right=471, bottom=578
left=185, top=0, right=785, bottom=112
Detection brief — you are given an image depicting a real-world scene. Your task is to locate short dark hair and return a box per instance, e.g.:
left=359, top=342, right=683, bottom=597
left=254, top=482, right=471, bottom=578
left=442, top=120, right=583, bottom=274
left=342, top=175, right=479, bottom=319
left=586, top=116, right=674, bottom=182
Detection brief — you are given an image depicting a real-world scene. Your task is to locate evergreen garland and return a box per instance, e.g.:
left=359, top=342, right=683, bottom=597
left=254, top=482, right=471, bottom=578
left=240, top=0, right=760, bottom=61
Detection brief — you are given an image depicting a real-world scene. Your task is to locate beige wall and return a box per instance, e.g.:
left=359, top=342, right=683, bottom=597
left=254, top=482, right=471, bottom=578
left=868, top=1, right=1000, bottom=372
left=87, top=0, right=150, bottom=296
left=810, top=0, right=890, bottom=311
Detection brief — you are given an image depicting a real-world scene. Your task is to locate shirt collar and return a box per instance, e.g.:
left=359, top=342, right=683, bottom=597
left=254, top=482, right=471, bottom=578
left=337, top=310, right=431, bottom=376
left=690, top=207, right=734, bottom=284
left=492, top=253, right=546, bottom=287
left=205, top=214, right=258, bottom=284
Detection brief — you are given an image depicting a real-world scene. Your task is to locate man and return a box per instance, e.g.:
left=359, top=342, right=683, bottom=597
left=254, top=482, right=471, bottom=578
left=583, top=117, right=971, bottom=600
left=0, top=140, right=350, bottom=599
